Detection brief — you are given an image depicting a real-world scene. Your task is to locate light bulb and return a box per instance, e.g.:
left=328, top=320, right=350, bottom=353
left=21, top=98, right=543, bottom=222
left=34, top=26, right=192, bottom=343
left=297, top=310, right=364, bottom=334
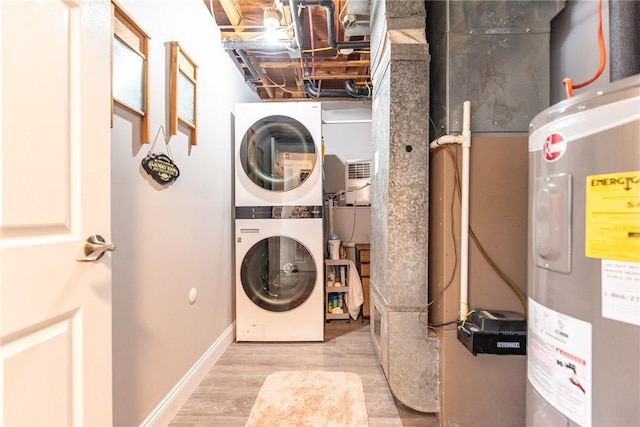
left=263, top=8, right=281, bottom=30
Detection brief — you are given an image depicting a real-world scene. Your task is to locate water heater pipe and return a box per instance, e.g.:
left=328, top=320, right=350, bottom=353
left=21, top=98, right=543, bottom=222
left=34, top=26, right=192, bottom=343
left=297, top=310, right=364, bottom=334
left=428, top=101, right=471, bottom=321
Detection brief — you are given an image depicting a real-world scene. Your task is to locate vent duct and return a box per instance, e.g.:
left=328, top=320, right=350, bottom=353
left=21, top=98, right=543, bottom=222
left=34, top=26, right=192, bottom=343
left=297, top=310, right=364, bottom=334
left=427, top=0, right=566, bottom=134
left=287, top=0, right=370, bottom=51
left=343, top=0, right=370, bottom=37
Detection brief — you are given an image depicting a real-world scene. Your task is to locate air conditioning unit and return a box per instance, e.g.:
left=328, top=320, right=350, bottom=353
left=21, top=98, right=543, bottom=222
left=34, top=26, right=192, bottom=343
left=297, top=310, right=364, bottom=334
left=345, top=159, right=371, bottom=205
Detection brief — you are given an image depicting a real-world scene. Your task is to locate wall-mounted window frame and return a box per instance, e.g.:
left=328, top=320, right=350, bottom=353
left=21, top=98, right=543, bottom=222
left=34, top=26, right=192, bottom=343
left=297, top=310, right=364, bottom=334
left=112, top=0, right=150, bottom=143
left=170, top=42, right=198, bottom=146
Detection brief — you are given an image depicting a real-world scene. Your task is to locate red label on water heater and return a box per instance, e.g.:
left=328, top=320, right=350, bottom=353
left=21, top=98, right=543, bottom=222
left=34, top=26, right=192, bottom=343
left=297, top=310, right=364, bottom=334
left=543, top=133, right=567, bottom=162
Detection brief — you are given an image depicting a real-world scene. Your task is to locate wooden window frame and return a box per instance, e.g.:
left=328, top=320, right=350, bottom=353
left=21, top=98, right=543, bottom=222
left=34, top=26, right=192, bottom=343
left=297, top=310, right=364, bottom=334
left=112, top=0, right=150, bottom=143
left=170, top=42, right=198, bottom=146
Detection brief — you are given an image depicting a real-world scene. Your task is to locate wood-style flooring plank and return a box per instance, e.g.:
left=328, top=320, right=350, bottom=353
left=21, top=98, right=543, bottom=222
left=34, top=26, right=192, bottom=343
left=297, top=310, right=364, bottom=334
left=170, top=319, right=438, bottom=426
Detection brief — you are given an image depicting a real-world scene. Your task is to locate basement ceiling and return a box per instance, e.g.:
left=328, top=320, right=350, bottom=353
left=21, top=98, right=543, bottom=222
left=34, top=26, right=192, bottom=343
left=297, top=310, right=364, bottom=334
left=205, top=0, right=372, bottom=101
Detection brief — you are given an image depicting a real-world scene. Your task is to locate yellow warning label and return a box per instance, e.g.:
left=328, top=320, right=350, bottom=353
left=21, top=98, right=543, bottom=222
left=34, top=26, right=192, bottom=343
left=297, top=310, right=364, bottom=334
left=586, top=171, right=640, bottom=262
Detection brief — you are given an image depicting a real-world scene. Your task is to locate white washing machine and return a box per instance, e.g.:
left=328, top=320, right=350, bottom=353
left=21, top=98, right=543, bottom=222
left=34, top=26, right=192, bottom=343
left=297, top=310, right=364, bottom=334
left=235, top=212, right=324, bottom=342
left=234, top=102, right=322, bottom=207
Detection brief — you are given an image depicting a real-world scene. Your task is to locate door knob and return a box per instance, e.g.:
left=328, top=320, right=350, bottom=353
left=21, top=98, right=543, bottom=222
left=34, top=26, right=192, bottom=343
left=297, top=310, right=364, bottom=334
left=76, top=234, right=116, bottom=262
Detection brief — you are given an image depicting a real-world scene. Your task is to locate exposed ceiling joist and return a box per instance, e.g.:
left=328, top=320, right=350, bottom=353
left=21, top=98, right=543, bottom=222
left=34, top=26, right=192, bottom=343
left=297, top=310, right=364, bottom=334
left=208, top=0, right=372, bottom=101
left=218, top=0, right=245, bottom=29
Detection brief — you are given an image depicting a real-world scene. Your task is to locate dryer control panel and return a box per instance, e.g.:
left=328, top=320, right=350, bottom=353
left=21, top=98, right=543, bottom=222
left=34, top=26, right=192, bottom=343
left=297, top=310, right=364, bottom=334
left=236, top=205, right=322, bottom=219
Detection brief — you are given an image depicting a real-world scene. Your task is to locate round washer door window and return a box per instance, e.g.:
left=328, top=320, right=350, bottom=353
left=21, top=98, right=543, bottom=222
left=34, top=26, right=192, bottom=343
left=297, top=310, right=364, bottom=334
left=241, top=236, right=317, bottom=312
left=240, top=115, right=316, bottom=192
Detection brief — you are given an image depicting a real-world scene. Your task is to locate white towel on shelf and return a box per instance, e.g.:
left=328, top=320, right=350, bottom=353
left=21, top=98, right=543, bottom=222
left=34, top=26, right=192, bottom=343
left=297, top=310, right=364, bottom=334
left=347, top=260, right=364, bottom=320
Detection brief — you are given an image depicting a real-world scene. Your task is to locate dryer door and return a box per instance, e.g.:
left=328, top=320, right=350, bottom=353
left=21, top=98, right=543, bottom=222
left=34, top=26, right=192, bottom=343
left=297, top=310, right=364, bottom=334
left=240, top=235, right=317, bottom=312
left=239, top=115, right=317, bottom=192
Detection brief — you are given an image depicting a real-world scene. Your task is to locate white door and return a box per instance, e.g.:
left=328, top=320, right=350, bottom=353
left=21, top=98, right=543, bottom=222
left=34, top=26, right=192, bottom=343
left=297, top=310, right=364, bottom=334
left=1, top=1, right=113, bottom=425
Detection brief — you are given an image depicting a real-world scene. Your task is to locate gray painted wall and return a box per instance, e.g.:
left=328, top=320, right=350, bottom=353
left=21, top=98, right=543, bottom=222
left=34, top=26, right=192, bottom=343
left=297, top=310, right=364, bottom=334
left=321, top=102, right=372, bottom=196
left=109, top=5, right=377, bottom=425
left=322, top=102, right=373, bottom=256
left=110, top=0, right=258, bottom=424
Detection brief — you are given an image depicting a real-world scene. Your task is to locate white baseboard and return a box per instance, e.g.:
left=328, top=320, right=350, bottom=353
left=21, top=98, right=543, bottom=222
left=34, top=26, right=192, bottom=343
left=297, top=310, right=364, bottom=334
left=140, top=322, right=235, bottom=427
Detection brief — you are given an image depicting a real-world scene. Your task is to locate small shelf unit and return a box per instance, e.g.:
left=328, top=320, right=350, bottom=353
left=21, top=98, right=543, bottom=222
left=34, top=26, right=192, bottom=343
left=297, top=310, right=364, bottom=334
left=325, top=259, right=350, bottom=322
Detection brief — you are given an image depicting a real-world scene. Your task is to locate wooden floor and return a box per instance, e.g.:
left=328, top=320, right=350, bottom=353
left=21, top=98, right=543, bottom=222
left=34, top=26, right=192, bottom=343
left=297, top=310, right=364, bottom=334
left=170, top=319, right=439, bottom=426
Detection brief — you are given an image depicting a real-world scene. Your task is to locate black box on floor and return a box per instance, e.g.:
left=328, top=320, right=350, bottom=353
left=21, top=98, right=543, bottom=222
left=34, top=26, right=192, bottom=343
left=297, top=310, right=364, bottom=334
left=457, top=310, right=527, bottom=356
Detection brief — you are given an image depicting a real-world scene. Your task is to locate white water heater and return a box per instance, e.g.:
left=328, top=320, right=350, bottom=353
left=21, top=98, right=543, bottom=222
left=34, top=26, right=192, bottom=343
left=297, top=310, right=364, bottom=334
left=345, top=159, right=371, bottom=205
left=527, top=75, right=640, bottom=427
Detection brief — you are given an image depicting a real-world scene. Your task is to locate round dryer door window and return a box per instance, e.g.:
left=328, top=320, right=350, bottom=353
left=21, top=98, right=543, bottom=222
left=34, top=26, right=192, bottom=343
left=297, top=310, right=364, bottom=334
left=241, top=235, right=317, bottom=312
left=240, top=115, right=317, bottom=192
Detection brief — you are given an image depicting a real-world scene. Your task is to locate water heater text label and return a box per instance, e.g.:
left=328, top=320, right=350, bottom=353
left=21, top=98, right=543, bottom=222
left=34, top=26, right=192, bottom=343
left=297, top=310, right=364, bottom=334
left=586, top=171, right=640, bottom=262
left=590, top=175, right=639, bottom=191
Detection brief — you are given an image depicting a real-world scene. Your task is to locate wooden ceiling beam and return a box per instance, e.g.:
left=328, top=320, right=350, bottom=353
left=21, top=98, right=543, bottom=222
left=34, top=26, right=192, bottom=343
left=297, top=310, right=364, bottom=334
left=255, top=73, right=276, bottom=100
left=292, top=67, right=306, bottom=99
left=219, top=0, right=245, bottom=31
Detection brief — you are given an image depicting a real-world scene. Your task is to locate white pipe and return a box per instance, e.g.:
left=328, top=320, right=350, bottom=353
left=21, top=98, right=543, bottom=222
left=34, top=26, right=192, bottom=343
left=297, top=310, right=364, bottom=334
left=428, top=102, right=472, bottom=321
left=328, top=198, right=335, bottom=236
left=429, top=134, right=463, bottom=150
left=459, top=101, right=471, bottom=321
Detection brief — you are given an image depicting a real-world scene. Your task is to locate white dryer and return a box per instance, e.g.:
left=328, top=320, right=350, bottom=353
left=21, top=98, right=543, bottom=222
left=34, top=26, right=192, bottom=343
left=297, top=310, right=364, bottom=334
left=235, top=212, right=324, bottom=342
left=234, top=102, right=322, bottom=207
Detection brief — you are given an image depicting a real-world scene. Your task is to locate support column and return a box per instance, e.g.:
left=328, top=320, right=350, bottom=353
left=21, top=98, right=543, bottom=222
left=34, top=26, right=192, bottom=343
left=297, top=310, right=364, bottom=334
left=368, top=0, right=439, bottom=412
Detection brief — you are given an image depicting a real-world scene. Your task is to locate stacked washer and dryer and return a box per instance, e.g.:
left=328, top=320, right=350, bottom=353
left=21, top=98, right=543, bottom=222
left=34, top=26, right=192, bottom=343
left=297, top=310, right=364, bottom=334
left=234, top=102, right=325, bottom=341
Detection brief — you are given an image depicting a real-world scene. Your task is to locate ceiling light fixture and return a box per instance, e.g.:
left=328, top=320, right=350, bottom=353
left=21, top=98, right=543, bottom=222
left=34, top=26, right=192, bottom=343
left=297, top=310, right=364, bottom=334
left=263, top=8, right=281, bottom=30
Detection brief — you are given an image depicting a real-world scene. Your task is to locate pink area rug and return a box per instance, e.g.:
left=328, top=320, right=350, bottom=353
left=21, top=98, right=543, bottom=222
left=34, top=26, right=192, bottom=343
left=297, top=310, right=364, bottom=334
left=245, top=370, right=369, bottom=427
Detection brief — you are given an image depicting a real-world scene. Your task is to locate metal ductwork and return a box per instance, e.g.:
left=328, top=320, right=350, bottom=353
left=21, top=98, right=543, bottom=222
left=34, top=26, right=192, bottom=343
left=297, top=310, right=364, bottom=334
left=288, top=0, right=370, bottom=51
left=222, top=39, right=297, bottom=87
left=343, top=14, right=370, bottom=34
left=288, top=0, right=304, bottom=55
left=343, top=0, right=370, bottom=37
left=427, top=0, right=566, bottom=134
left=221, top=39, right=295, bottom=51
left=236, top=49, right=260, bottom=83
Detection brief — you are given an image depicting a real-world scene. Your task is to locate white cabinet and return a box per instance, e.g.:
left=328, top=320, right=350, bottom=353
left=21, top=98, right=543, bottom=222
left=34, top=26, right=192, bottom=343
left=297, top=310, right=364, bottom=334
left=325, top=259, right=350, bottom=322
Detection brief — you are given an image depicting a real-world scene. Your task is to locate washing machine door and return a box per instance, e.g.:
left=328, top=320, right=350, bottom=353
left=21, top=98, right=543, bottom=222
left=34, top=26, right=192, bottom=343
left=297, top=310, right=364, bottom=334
left=239, top=115, right=317, bottom=192
left=240, top=235, right=317, bottom=312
